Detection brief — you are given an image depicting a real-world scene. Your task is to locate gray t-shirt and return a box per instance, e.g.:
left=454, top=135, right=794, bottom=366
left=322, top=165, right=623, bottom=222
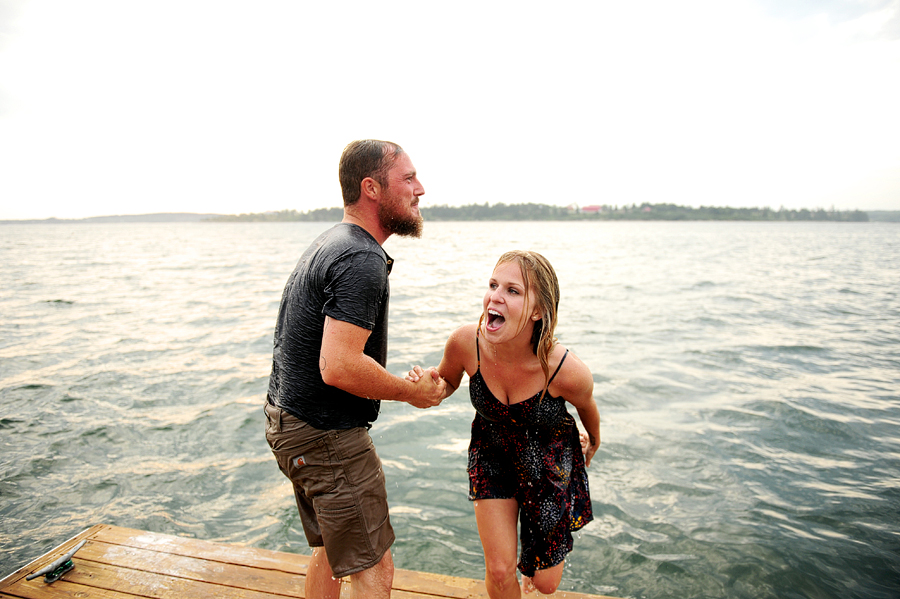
left=267, top=223, right=392, bottom=429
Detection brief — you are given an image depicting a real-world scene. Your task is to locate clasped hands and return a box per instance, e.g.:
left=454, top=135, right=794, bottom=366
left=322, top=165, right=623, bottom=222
left=405, top=364, right=446, bottom=409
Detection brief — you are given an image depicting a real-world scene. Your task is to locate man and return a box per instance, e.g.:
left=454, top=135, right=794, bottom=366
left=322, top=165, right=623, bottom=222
left=265, top=140, right=447, bottom=598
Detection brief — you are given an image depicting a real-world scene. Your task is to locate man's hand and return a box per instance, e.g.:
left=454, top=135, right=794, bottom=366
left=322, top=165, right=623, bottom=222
left=406, top=366, right=446, bottom=409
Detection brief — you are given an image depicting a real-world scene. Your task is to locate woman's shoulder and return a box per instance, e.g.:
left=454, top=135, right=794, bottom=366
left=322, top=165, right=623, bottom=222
left=443, top=323, right=480, bottom=362
left=448, top=323, right=479, bottom=345
left=550, top=344, right=593, bottom=395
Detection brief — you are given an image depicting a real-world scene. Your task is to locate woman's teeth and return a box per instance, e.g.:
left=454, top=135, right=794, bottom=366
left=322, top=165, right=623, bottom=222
left=487, top=309, right=505, bottom=330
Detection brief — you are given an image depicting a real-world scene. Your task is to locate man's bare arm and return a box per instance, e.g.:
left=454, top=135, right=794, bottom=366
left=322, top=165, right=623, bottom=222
left=320, top=316, right=446, bottom=408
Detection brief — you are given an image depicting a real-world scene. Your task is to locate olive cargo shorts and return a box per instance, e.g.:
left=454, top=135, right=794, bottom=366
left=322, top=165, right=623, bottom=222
left=264, top=401, right=395, bottom=577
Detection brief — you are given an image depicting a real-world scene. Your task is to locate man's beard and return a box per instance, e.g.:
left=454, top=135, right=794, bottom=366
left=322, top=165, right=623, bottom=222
left=378, top=197, right=423, bottom=238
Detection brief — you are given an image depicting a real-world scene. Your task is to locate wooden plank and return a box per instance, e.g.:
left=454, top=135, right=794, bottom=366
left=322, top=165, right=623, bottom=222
left=0, top=577, right=142, bottom=599
left=392, top=568, right=488, bottom=598
left=80, top=526, right=489, bottom=598
left=1, top=525, right=618, bottom=599
left=1, top=526, right=306, bottom=599
left=56, top=562, right=297, bottom=599
left=88, top=524, right=310, bottom=575
left=74, top=540, right=306, bottom=597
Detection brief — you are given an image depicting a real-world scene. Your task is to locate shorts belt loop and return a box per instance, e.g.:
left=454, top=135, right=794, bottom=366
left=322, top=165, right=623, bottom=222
left=329, top=430, right=341, bottom=459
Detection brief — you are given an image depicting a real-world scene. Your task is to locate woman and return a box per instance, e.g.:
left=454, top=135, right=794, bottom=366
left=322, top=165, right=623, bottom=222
left=408, top=250, right=600, bottom=597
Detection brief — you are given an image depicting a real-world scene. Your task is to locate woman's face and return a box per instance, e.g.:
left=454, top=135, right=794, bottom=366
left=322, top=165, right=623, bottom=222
left=482, top=261, right=540, bottom=344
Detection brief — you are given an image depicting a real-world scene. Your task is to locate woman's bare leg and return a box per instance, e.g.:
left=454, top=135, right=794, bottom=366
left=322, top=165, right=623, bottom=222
left=474, top=498, right=521, bottom=599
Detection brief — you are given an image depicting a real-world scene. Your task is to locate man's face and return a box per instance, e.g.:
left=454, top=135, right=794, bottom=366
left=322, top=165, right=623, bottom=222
left=377, top=152, right=425, bottom=238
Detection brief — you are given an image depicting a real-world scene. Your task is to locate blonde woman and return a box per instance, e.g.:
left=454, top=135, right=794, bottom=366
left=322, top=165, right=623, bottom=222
left=409, top=250, right=600, bottom=598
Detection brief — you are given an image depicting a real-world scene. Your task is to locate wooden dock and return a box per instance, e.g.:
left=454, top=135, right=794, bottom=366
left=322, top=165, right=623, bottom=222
left=0, top=524, right=618, bottom=598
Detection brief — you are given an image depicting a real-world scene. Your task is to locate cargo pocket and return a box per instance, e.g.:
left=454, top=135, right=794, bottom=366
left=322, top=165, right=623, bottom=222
left=285, top=438, right=338, bottom=498
left=337, top=431, right=390, bottom=534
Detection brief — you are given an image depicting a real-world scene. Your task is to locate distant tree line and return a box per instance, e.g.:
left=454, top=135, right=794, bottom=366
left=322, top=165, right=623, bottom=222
left=867, top=211, right=900, bottom=222
left=423, top=203, right=869, bottom=221
left=208, top=208, right=344, bottom=222
left=422, top=203, right=572, bottom=220
left=583, top=203, right=870, bottom=222
left=207, top=203, right=870, bottom=222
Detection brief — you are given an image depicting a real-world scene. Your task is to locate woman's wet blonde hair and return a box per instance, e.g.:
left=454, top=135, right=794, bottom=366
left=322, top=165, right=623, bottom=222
left=481, top=250, right=560, bottom=400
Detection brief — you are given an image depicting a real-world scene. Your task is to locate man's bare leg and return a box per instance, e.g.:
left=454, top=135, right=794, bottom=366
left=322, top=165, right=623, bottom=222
left=348, top=549, right=394, bottom=599
left=306, top=547, right=342, bottom=599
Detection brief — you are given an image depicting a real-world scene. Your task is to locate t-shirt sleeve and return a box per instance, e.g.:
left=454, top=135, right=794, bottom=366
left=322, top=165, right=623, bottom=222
left=322, top=249, right=387, bottom=331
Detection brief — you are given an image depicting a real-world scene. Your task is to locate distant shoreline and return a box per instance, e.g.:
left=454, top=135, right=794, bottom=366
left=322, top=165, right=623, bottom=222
left=0, top=212, right=223, bottom=225
left=3, top=204, right=899, bottom=224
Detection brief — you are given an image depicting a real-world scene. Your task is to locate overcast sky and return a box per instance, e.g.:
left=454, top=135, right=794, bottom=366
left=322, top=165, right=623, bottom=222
left=1, top=0, right=899, bottom=220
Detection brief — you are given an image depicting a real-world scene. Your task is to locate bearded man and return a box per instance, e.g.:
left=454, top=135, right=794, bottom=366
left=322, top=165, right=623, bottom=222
left=265, top=140, right=446, bottom=599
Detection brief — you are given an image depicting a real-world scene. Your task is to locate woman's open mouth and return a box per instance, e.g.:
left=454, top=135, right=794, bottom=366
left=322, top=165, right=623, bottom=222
left=486, top=309, right=505, bottom=332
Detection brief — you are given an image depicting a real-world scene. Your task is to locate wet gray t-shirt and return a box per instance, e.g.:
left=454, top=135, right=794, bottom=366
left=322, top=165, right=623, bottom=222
left=267, top=223, right=392, bottom=429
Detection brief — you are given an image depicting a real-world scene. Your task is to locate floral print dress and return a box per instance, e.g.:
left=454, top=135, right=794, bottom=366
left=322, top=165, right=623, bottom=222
left=467, top=336, right=593, bottom=576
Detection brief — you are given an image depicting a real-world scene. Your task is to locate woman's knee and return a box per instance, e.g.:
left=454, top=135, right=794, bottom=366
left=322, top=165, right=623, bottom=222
left=531, top=564, right=564, bottom=595
left=533, top=577, right=560, bottom=595
left=485, top=556, right=518, bottom=587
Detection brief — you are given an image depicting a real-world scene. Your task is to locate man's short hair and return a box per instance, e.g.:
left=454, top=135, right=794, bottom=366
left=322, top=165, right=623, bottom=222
left=339, top=140, right=405, bottom=207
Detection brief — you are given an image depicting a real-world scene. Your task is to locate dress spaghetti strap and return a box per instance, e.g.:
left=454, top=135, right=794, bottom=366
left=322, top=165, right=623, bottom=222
left=476, top=330, right=482, bottom=369
left=548, top=350, right=569, bottom=384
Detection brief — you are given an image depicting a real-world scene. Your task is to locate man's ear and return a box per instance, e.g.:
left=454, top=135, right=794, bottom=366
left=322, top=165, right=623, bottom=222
left=361, top=177, right=380, bottom=200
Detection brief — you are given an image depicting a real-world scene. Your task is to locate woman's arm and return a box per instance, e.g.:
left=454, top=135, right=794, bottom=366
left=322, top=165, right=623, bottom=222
left=407, top=324, right=477, bottom=401
left=556, top=350, right=601, bottom=467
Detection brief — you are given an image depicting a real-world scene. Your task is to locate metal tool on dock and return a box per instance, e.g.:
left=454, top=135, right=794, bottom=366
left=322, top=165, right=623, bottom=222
left=25, top=540, right=86, bottom=583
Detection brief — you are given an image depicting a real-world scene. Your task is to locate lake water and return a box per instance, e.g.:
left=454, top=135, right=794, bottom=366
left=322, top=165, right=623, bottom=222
left=1, top=220, right=898, bottom=598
